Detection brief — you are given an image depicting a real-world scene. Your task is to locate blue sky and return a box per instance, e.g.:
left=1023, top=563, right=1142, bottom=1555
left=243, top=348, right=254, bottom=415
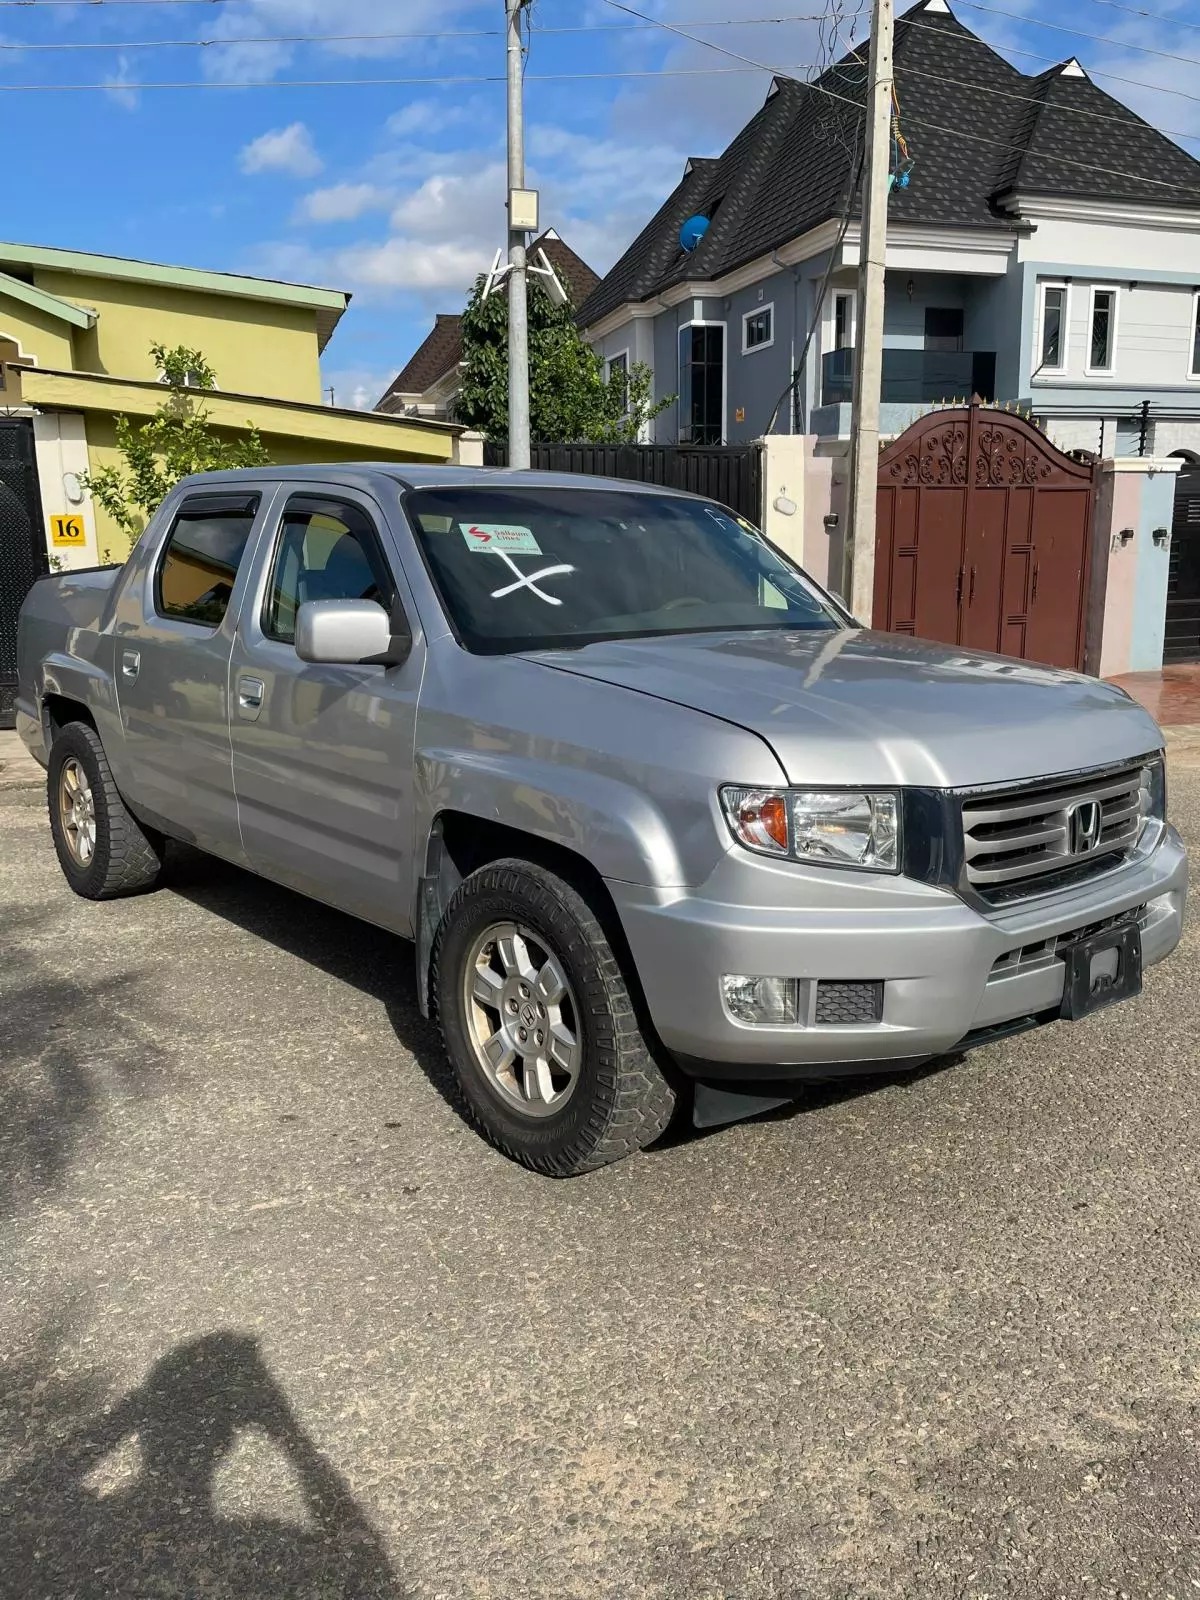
left=4, top=0, right=1197, bottom=409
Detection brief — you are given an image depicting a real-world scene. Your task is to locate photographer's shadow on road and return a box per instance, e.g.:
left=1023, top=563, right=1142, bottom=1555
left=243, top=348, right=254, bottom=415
left=0, top=1329, right=405, bottom=1599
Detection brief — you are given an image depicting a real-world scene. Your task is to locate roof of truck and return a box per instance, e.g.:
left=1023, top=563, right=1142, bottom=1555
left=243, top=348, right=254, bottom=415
left=177, top=464, right=700, bottom=497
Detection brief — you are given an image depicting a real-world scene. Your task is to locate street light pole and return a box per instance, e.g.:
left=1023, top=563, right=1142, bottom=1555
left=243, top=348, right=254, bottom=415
left=506, top=0, right=531, bottom=469
left=843, top=0, right=894, bottom=619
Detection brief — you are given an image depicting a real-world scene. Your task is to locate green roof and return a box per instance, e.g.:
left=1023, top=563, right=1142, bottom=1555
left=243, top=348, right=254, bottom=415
left=0, top=241, right=349, bottom=350
left=0, top=268, right=95, bottom=329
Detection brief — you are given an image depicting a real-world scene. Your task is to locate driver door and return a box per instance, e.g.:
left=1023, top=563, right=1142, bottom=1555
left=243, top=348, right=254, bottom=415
left=228, top=488, right=424, bottom=934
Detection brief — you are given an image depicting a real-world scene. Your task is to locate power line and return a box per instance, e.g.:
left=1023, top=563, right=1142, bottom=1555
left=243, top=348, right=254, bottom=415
left=954, top=0, right=1200, bottom=71
left=831, top=30, right=1200, bottom=144
left=895, top=58, right=1200, bottom=146
left=1082, top=0, right=1200, bottom=32
left=0, top=65, right=794, bottom=89
left=0, top=14, right=845, bottom=47
left=0, top=0, right=281, bottom=5
left=903, top=17, right=1200, bottom=108
left=599, top=0, right=1200, bottom=197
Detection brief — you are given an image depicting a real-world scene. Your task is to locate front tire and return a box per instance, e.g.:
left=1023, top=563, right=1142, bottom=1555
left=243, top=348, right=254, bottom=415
left=432, top=859, right=676, bottom=1176
left=47, top=721, right=165, bottom=900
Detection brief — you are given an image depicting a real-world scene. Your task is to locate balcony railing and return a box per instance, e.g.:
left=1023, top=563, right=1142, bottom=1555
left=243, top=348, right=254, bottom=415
left=820, top=348, right=997, bottom=407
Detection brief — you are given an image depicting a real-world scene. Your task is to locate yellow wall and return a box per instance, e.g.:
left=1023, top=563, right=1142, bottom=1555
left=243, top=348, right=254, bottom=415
left=82, top=414, right=454, bottom=558
left=0, top=289, right=76, bottom=369
left=35, top=270, right=324, bottom=403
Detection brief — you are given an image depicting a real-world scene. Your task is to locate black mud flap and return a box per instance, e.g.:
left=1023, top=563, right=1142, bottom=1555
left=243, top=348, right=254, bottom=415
left=692, top=1083, right=796, bottom=1130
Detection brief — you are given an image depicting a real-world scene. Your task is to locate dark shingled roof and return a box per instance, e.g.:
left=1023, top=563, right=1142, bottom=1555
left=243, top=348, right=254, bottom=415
left=989, top=63, right=1200, bottom=207
left=376, top=232, right=602, bottom=412
left=533, top=232, right=602, bottom=307
left=377, top=314, right=463, bottom=411
left=577, top=0, right=1200, bottom=329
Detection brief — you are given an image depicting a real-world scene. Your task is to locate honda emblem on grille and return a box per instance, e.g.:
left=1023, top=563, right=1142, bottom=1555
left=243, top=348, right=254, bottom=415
left=1068, top=798, right=1103, bottom=854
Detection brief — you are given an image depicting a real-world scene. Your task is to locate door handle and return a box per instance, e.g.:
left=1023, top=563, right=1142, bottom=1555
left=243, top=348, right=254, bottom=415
left=968, top=565, right=976, bottom=604
left=1031, top=561, right=1040, bottom=603
left=121, top=649, right=140, bottom=680
left=237, top=676, right=264, bottom=710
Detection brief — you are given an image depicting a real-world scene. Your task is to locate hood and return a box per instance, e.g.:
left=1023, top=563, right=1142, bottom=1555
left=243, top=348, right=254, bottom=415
left=523, top=629, right=1162, bottom=789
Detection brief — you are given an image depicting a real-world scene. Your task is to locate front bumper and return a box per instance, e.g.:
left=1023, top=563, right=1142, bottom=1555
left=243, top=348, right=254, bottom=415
left=609, top=825, right=1188, bottom=1078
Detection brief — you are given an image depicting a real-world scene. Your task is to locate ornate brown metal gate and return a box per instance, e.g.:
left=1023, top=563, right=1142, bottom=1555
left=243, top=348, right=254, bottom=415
left=873, top=403, right=1098, bottom=671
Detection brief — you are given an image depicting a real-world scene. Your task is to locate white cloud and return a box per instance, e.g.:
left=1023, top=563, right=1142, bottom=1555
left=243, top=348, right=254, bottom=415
left=333, top=238, right=488, bottom=295
left=102, top=53, right=139, bottom=111
left=387, top=99, right=459, bottom=138
left=389, top=162, right=507, bottom=245
left=295, top=183, right=391, bottom=224
left=198, top=0, right=493, bottom=84
left=320, top=366, right=399, bottom=410
left=239, top=122, right=324, bottom=178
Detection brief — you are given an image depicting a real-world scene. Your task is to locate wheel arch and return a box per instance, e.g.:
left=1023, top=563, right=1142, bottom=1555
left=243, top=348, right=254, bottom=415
left=415, top=810, right=642, bottom=1023
left=43, top=691, right=98, bottom=743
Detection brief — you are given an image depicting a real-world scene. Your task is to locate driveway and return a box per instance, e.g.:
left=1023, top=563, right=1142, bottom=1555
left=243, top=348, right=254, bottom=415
left=2, top=747, right=1198, bottom=1598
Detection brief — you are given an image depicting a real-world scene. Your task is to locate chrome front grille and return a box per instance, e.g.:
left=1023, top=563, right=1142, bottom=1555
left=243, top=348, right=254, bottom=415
left=961, top=762, right=1146, bottom=904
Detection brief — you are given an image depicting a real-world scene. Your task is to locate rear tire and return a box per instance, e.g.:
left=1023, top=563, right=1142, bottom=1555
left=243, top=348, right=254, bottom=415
left=47, top=721, right=165, bottom=900
left=432, top=859, right=676, bottom=1176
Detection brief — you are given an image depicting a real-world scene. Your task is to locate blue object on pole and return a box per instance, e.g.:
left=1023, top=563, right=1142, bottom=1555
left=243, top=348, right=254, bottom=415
left=679, top=214, right=710, bottom=253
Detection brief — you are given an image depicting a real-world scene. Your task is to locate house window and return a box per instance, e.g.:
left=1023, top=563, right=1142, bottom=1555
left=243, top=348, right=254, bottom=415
left=606, top=350, right=629, bottom=409
left=1191, top=293, right=1200, bottom=379
left=742, top=304, right=774, bottom=353
left=1088, top=286, right=1117, bottom=374
left=834, top=292, right=854, bottom=350
left=1038, top=283, right=1067, bottom=373
left=678, top=322, right=725, bottom=445
left=924, top=307, right=963, bottom=353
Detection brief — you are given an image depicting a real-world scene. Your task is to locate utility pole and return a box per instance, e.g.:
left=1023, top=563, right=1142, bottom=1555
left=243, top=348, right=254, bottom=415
left=843, top=0, right=894, bottom=619
left=506, top=0, right=532, bottom=469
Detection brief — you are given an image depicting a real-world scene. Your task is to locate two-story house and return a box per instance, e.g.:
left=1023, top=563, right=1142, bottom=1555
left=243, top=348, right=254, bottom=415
left=577, top=0, right=1200, bottom=463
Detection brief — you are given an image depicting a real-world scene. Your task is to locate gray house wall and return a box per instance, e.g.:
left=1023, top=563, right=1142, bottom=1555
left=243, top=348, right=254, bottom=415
left=587, top=235, right=1200, bottom=453
left=882, top=273, right=971, bottom=350
left=966, top=263, right=1025, bottom=401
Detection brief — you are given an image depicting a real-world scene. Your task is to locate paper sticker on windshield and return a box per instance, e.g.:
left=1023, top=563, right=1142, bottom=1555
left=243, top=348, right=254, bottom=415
left=460, top=522, right=542, bottom=556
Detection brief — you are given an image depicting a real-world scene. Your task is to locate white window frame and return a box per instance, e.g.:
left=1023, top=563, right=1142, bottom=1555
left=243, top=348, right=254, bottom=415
left=677, top=318, right=727, bottom=446
left=605, top=348, right=630, bottom=385
left=1188, top=291, right=1200, bottom=382
left=1035, top=280, right=1070, bottom=378
left=741, top=302, right=775, bottom=355
left=1085, top=283, right=1119, bottom=378
left=827, top=289, right=857, bottom=356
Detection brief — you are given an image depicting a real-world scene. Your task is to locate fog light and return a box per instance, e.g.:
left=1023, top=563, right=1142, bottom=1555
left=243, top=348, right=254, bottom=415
left=721, top=975, right=799, bottom=1026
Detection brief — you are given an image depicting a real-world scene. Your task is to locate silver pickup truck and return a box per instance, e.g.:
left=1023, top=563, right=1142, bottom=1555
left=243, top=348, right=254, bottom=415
left=17, top=465, right=1187, bottom=1174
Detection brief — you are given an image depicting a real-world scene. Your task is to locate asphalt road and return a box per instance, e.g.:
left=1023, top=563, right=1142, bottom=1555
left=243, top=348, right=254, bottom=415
left=2, top=751, right=1199, bottom=1600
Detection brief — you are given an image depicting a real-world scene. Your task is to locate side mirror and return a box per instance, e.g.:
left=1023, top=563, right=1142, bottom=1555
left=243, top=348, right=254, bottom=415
left=295, top=599, right=408, bottom=666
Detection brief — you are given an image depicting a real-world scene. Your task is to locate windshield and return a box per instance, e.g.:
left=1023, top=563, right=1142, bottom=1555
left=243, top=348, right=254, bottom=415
left=403, top=485, right=842, bottom=653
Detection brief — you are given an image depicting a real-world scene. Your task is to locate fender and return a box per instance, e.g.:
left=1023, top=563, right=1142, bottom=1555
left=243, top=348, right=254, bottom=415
left=410, top=748, right=730, bottom=1021
left=414, top=747, right=694, bottom=889
left=39, top=649, right=132, bottom=783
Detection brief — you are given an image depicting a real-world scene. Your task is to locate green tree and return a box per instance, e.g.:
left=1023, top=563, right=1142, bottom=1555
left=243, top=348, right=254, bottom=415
left=454, top=274, right=671, bottom=444
left=82, top=342, right=270, bottom=541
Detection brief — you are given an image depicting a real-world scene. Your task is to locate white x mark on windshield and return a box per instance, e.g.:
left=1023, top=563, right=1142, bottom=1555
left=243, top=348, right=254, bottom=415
left=489, top=550, right=576, bottom=606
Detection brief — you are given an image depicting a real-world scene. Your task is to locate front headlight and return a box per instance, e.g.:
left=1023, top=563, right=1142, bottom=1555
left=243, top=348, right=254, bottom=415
left=1139, top=754, right=1167, bottom=829
left=721, top=786, right=901, bottom=873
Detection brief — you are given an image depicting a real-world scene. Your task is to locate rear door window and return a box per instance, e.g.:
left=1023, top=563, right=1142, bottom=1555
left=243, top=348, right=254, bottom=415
left=156, top=494, right=261, bottom=627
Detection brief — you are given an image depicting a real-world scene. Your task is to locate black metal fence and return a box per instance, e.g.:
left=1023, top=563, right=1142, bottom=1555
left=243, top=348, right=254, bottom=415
left=0, top=420, right=48, bottom=729
left=482, top=441, right=764, bottom=525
